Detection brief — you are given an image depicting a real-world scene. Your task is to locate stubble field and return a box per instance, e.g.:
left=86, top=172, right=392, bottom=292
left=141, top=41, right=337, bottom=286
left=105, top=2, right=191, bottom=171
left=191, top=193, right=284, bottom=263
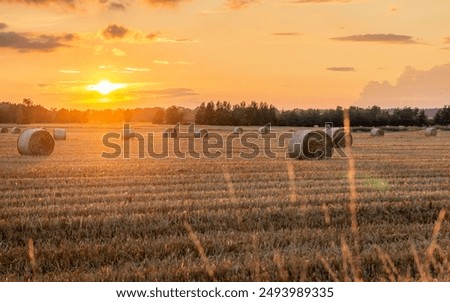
left=0, top=124, right=449, bottom=281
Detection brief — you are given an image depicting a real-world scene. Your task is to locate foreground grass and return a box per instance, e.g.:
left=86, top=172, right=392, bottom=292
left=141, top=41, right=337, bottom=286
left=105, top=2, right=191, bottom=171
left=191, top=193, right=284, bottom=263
left=0, top=125, right=449, bottom=281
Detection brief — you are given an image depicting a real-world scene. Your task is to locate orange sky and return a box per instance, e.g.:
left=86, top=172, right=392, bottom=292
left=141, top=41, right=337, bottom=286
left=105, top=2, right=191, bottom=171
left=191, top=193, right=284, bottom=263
left=0, top=0, right=449, bottom=109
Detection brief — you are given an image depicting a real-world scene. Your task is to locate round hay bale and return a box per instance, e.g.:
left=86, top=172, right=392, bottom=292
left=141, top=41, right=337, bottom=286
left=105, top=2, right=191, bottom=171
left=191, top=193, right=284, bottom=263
left=11, top=127, right=21, bottom=134
left=370, top=128, right=384, bottom=137
left=195, top=129, right=208, bottom=138
left=1, top=127, right=8, bottom=133
left=258, top=126, right=270, bottom=134
left=17, top=128, right=55, bottom=156
left=287, top=130, right=333, bottom=160
left=326, top=127, right=353, bottom=148
left=425, top=127, right=437, bottom=137
left=53, top=128, right=66, bottom=140
left=233, top=127, right=243, bottom=134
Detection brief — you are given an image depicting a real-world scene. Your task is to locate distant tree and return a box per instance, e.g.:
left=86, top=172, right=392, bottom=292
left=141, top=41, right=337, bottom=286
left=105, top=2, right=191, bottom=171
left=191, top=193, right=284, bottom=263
left=152, top=109, right=165, bottom=124
left=165, top=106, right=184, bottom=124
left=123, top=109, right=133, bottom=122
left=434, top=106, right=450, bottom=125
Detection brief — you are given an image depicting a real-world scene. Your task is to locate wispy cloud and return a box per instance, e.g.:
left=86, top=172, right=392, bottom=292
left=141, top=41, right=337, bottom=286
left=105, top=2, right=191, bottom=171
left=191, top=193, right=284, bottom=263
left=0, top=29, right=76, bottom=52
left=153, top=59, right=193, bottom=65
left=327, top=67, right=355, bottom=72
left=272, top=32, right=300, bottom=36
left=0, top=22, right=7, bottom=30
left=227, top=0, right=259, bottom=9
left=443, top=37, right=450, bottom=44
left=331, top=33, right=422, bottom=44
left=112, top=48, right=126, bottom=56
left=143, top=0, right=191, bottom=7
left=139, top=88, right=199, bottom=98
left=59, top=69, right=80, bottom=74
left=125, top=67, right=151, bottom=72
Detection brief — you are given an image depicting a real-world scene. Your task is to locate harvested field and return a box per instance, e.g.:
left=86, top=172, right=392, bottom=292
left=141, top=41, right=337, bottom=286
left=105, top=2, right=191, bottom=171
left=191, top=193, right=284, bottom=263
left=0, top=124, right=449, bottom=281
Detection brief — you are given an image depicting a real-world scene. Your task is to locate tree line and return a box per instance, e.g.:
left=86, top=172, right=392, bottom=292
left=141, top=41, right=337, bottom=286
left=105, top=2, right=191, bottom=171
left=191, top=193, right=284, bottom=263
left=0, top=99, right=449, bottom=126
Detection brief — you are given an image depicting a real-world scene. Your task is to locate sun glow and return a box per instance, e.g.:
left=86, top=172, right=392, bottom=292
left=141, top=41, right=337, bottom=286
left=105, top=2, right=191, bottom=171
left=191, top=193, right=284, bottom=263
left=86, top=80, right=127, bottom=95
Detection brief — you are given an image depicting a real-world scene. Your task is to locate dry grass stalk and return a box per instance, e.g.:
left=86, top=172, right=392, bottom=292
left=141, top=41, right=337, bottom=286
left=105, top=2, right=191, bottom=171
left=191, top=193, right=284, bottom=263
left=321, top=203, right=331, bottom=226
left=222, top=166, right=236, bottom=202
left=375, top=245, right=397, bottom=281
left=424, top=209, right=446, bottom=273
left=317, top=253, right=339, bottom=282
left=411, top=243, right=430, bottom=281
left=28, top=238, right=38, bottom=280
left=341, top=236, right=362, bottom=281
left=252, top=235, right=262, bottom=282
left=273, top=250, right=289, bottom=281
left=183, top=220, right=217, bottom=281
left=286, top=161, right=297, bottom=203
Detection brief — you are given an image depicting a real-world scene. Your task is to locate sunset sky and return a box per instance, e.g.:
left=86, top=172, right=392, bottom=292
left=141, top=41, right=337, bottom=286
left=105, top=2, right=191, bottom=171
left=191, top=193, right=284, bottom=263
left=0, top=0, right=449, bottom=110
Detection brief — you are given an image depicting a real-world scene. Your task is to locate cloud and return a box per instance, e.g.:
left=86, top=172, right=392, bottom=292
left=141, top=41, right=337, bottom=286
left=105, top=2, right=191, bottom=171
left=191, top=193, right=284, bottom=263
left=331, top=33, right=422, bottom=44
left=153, top=59, right=193, bottom=65
left=327, top=67, right=355, bottom=72
left=272, top=32, right=300, bottom=36
left=102, top=24, right=129, bottom=39
left=112, top=48, right=126, bottom=56
left=0, top=22, right=7, bottom=30
left=143, top=0, right=190, bottom=7
left=357, top=63, right=450, bottom=108
left=0, top=31, right=76, bottom=52
left=227, top=0, right=259, bottom=9
left=108, top=1, right=126, bottom=11
left=139, top=88, right=198, bottom=98
left=59, top=69, right=80, bottom=73
left=443, top=37, right=450, bottom=44
left=125, top=67, right=151, bottom=72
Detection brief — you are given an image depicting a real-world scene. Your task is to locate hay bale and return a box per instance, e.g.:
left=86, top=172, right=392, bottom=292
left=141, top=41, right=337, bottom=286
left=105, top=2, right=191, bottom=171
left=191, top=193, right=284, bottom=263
left=425, top=127, right=437, bottom=137
left=17, top=128, right=55, bottom=156
left=287, top=130, right=333, bottom=160
left=194, top=129, right=208, bottom=138
left=233, top=127, right=243, bottom=134
left=258, top=126, right=270, bottom=134
left=326, top=127, right=353, bottom=148
left=53, top=128, right=66, bottom=140
left=11, top=127, right=21, bottom=134
left=1, top=127, right=8, bottom=133
left=370, top=128, right=384, bottom=137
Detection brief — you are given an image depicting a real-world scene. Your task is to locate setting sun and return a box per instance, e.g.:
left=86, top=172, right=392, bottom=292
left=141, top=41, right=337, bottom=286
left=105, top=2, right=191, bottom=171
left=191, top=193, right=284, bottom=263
left=86, top=80, right=127, bottom=95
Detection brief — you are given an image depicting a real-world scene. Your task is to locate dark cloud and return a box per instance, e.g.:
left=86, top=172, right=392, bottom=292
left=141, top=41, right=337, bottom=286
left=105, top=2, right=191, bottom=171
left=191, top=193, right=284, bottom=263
left=331, top=34, right=421, bottom=44
left=357, top=64, right=450, bottom=108
left=108, top=1, right=126, bottom=11
left=227, top=0, right=259, bottom=9
left=0, top=31, right=76, bottom=52
left=102, top=24, right=128, bottom=39
left=272, top=32, right=300, bottom=36
left=327, top=67, right=355, bottom=72
left=0, top=0, right=77, bottom=8
left=0, top=23, right=7, bottom=30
